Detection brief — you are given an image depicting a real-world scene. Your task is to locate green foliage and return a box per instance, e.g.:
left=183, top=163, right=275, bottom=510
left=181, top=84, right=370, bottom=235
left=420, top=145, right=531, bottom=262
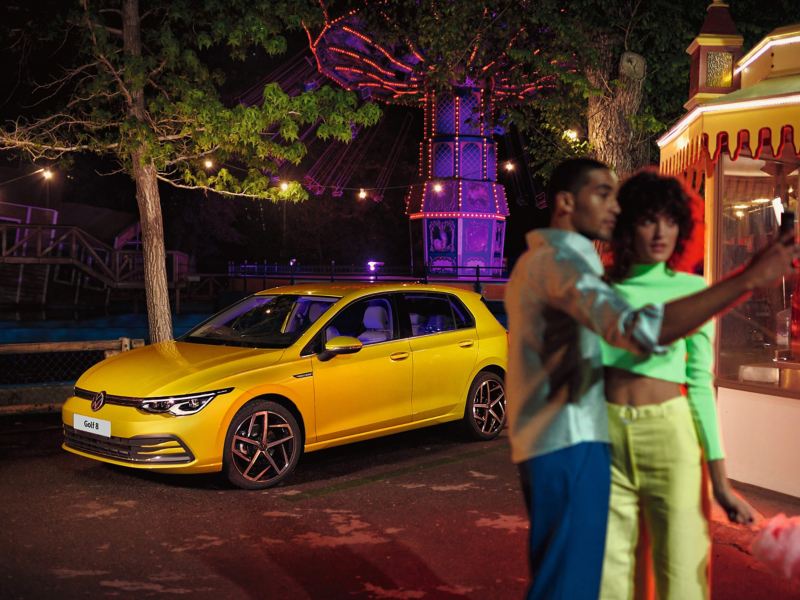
left=354, top=0, right=566, bottom=99
left=1, top=0, right=380, bottom=201
left=509, top=0, right=798, bottom=176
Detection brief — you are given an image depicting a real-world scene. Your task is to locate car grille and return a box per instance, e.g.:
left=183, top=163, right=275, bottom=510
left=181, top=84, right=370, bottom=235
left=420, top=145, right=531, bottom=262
left=63, top=426, right=195, bottom=464
left=74, top=387, right=142, bottom=408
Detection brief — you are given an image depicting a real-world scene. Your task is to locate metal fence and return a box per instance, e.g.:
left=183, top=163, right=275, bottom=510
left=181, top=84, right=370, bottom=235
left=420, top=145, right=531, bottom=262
left=0, top=338, right=144, bottom=413
left=226, top=260, right=507, bottom=286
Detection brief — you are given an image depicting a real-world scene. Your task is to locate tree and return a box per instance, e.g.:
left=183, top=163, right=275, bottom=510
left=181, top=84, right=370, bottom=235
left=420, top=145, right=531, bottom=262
left=326, top=0, right=684, bottom=176
left=519, top=0, right=798, bottom=177
left=1, top=0, right=380, bottom=341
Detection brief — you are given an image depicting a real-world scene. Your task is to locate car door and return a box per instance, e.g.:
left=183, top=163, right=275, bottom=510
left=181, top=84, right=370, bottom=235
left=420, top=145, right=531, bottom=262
left=311, top=294, right=413, bottom=442
left=403, top=292, right=479, bottom=420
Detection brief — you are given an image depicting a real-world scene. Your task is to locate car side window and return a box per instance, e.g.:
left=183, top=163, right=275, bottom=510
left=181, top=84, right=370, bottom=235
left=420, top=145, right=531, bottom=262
left=323, top=296, right=395, bottom=345
left=449, top=295, right=476, bottom=329
left=404, top=294, right=459, bottom=336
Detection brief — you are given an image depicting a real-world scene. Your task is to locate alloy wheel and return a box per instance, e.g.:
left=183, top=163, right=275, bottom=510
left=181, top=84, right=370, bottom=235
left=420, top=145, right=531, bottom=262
left=230, top=409, right=296, bottom=484
left=471, top=378, right=505, bottom=435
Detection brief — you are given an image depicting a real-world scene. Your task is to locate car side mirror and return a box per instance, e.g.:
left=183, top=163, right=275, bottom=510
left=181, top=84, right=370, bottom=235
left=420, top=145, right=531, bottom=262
left=318, top=336, right=363, bottom=361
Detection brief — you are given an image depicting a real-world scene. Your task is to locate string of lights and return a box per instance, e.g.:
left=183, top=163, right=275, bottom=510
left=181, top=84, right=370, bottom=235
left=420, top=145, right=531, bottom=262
left=196, top=156, right=527, bottom=200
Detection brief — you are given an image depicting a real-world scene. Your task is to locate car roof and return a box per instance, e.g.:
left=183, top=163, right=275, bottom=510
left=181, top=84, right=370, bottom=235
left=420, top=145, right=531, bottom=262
left=254, top=282, right=481, bottom=302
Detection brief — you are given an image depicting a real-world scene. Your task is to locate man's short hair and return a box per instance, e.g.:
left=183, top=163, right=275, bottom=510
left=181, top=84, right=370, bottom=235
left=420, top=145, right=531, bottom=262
left=545, top=158, right=609, bottom=214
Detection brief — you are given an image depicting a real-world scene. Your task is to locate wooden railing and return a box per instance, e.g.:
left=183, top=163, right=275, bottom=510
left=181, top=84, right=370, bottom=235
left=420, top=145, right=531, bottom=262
left=0, top=224, right=189, bottom=290
left=0, top=337, right=145, bottom=357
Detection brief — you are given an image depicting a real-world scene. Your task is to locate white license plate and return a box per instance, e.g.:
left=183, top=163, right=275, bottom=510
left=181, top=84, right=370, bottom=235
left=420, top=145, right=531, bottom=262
left=73, top=414, right=111, bottom=438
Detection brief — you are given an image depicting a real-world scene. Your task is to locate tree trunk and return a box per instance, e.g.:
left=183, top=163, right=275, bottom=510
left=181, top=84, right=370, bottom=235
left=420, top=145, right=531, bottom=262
left=123, top=0, right=173, bottom=342
left=586, top=38, right=648, bottom=177
left=132, top=150, right=173, bottom=342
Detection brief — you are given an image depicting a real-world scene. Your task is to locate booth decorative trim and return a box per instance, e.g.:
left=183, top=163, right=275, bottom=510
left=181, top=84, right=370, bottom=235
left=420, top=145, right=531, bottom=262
left=658, top=96, right=800, bottom=176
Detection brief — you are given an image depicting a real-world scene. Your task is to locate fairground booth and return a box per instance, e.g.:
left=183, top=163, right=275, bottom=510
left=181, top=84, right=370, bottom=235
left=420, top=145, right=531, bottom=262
left=658, top=2, right=800, bottom=496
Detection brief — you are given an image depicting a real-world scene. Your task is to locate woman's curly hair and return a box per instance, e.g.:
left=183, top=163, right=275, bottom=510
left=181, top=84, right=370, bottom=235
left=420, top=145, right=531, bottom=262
left=607, top=169, right=695, bottom=282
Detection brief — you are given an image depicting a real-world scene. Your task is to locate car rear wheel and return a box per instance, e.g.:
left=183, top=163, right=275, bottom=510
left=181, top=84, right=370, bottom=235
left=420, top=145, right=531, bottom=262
left=223, top=400, right=301, bottom=490
left=463, top=371, right=506, bottom=441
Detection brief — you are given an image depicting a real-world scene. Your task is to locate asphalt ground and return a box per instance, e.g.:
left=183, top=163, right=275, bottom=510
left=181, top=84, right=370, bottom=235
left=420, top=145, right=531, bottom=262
left=1, top=412, right=798, bottom=599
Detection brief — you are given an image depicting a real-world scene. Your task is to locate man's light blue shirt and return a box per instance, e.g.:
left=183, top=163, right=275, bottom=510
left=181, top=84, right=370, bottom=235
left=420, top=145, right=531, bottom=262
left=504, top=229, right=665, bottom=463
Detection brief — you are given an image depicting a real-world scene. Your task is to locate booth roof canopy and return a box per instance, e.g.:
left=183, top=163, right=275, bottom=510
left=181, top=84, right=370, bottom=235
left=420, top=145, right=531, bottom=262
left=706, top=74, right=800, bottom=105
left=659, top=26, right=800, bottom=176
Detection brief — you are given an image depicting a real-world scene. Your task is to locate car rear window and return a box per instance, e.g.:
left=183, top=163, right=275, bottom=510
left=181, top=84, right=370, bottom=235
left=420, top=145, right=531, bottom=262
left=403, top=293, right=474, bottom=336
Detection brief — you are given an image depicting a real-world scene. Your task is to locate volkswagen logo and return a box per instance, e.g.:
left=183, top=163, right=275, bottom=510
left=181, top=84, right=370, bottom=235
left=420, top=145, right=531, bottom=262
left=91, top=391, right=106, bottom=412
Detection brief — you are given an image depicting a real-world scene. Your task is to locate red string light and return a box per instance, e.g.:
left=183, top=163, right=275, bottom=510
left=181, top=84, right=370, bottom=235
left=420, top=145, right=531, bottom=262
left=410, top=212, right=506, bottom=221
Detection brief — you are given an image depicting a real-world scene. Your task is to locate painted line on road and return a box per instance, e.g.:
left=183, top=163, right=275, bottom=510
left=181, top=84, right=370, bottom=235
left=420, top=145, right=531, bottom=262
left=281, top=442, right=508, bottom=501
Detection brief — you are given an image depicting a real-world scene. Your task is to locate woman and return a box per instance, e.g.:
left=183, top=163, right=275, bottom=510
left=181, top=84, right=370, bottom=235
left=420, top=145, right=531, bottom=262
left=599, top=169, right=754, bottom=600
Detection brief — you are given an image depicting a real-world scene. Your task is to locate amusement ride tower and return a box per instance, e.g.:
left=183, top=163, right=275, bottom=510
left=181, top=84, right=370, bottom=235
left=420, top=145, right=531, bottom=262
left=308, top=11, right=554, bottom=275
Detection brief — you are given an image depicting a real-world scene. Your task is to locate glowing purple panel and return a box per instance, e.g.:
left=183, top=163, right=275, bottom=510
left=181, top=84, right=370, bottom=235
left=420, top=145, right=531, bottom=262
left=424, top=181, right=458, bottom=212
left=460, top=93, right=480, bottom=135
left=462, top=182, right=493, bottom=213
left=493, top=222, right=506, bottom=267
left=436, top=95, right=455, bottom=135
left=428, top=219, right=457, bottom=253
left=463, top=220, right=492, bottom=254
left=433, top=143, right=454, bottom=178
left=461, top=143, right=482, bottom=180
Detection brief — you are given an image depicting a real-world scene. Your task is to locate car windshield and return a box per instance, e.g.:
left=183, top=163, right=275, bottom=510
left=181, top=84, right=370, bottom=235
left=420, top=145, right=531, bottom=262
left=182, top=294, right=339, bottom=348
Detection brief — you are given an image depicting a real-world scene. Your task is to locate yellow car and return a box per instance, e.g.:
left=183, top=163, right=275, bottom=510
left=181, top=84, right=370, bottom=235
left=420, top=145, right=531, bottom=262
left=62, top=283, right=507, bottom=489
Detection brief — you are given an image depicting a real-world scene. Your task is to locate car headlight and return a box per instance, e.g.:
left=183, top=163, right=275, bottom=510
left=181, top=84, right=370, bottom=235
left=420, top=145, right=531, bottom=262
left=140, top=388, right=233, bottom=416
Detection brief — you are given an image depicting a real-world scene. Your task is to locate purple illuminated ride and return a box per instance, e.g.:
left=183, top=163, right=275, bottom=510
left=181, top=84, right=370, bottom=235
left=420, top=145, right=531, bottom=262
left=307, top=10, right=555, bottom=275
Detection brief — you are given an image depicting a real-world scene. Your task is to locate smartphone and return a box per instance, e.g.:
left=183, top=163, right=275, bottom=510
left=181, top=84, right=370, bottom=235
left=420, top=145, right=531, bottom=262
left=780, top=211, right=795, bottom=244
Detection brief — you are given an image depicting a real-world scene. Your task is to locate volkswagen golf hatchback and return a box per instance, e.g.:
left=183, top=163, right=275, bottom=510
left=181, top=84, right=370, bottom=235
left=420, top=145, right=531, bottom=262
left=62, top=283, right=507, bottom=489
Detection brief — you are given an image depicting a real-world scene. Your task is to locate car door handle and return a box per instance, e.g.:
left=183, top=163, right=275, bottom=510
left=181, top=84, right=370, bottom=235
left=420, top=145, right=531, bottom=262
left=390, top=351, right=410, bottom=361
left=458, top=340, right=474, bottom=348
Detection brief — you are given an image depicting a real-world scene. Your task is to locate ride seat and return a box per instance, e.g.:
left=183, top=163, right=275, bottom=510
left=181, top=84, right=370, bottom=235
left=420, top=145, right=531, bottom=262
left=357, top=305, right=391, bottom=344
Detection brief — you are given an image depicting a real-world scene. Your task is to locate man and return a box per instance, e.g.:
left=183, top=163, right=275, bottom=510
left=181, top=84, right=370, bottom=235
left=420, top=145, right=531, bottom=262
left=505, top=158, right=797, bottom=600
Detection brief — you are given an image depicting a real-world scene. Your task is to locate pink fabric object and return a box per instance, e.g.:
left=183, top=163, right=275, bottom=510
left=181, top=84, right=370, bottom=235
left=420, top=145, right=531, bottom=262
left=751, top=513, right=800, bottom=579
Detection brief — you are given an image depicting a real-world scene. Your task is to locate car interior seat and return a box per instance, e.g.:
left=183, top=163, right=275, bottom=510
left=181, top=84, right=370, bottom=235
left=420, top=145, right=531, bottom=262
left=409, top=312, right=422, bottom=336
left=307, top=303, right=339, bottom=342
left=307, top=302, right=328, bottom=324
left=357, top=305, right=391, bottom=344
left=425, top=313, right=447, bottom=333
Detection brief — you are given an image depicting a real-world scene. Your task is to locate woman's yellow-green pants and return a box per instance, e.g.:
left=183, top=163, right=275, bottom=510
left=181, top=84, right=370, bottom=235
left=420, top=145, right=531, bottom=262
left=600, top=397, right=709, bottom=600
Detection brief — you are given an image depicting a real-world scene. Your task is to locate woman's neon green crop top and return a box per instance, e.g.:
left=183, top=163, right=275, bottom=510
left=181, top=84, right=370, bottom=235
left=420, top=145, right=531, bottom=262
left=601, top=262, right=724, bottom=460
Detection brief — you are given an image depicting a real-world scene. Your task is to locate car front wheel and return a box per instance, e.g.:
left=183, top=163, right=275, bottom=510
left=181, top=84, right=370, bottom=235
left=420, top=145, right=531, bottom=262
left=463, top=371, right=506, bottom=441
left=223, top=400, right=302, bottom=490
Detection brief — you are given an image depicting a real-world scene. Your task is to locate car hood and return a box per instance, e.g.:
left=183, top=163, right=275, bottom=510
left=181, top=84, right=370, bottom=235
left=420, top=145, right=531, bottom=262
left=76, top=340, right=286, bottom=397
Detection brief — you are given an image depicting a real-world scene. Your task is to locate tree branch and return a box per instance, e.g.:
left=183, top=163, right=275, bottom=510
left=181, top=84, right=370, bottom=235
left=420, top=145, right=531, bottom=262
left=0, top=135, right=119, bottom=159
left=165, top=146, right=220, bottom=166
left=101, top=25, right=124, bottom=38
left=81, top=5, right=134, bottom=107
left=156, top=174, right=273, bottom=199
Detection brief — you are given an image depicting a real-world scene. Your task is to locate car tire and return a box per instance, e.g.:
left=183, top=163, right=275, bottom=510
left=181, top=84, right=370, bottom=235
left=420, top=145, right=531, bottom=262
left=223, top=399, right=302, bottom=490
left=462, top=371, right=506, bottom=441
